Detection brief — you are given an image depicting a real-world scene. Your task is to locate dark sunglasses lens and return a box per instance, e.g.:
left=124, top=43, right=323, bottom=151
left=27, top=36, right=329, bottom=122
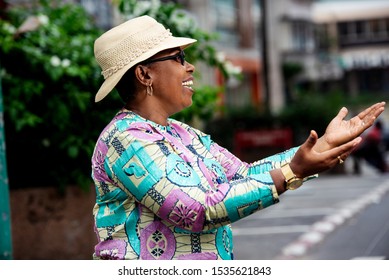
left=179, top=51, right=185, bottom=65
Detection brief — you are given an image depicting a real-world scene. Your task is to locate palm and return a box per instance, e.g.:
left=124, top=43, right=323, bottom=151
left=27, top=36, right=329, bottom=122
left=324, top=112, right=363, bottom=147
left=321, top=102, right=385, bottom=150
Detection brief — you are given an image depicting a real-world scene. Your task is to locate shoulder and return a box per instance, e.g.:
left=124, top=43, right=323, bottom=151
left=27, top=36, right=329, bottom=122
left=99, top=110, right=164, bottom=144
left=169, top=118, right=208, bottom=137
left=169, top=118, right=214, bottom=149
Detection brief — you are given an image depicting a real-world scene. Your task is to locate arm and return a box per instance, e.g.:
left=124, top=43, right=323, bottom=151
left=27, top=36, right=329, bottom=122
left=107, top=131, right=281, bottom=233
left=208, top=140, right=299, bottom=195
left=205, top=102, right=384, bottom=198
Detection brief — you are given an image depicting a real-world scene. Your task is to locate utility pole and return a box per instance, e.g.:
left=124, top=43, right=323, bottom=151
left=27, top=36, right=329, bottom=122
left=259, top=0, right=285, bottom=114
left=259, top=0, right=270, bottom=114
left=0, top=61, right=12, bottom=260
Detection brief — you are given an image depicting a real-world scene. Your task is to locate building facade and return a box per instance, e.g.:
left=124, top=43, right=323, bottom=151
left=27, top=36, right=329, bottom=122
left=188, top=0, right=389, bottom=113
left=185, top=0, right=316, bottom=114
left=313, top=0, right=389, bottom=97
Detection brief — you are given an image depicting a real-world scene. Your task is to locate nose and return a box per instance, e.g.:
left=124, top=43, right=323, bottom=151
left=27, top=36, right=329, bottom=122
left=185, top=61, right=195, bottom=73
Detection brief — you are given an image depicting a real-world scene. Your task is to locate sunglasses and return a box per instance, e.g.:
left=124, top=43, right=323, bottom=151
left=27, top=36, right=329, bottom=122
left=143, top=50, right=186, bottom=66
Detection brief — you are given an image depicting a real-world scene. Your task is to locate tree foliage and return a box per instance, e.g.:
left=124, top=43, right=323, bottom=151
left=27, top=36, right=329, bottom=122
left=0, top=1, right=108, bottom=188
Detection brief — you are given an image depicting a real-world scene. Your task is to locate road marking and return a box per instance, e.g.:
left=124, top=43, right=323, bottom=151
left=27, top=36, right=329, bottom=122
left=278, top=179, right=389, bottom=259
left=241, top=208, right=335, bottom=220
left=233, top=225, right=310, bottom=236
left=351, top=256, right=386, bottom=260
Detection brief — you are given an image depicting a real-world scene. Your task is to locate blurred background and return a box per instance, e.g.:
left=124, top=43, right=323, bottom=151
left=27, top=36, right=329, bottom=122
left=0, top=0, right=388, bottom=260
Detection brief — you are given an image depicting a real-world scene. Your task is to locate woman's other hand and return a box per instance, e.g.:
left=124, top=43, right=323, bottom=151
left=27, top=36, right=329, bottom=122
left=314, top=102, right=385, bottom=153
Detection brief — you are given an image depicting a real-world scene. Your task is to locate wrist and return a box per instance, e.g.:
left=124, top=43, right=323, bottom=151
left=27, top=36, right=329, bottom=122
left=270, top=169, right=287, bottom=195
left=288, top=160, right=304, bottom=179
left=281, top=162, right=303, bottom=190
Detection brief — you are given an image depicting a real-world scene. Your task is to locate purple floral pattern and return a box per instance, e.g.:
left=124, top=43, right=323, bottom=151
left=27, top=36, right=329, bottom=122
left=170, top=203, right=197, bottom=229
left=94, top=239, right=127, bottom=260
left=158, top=189, right=205, bottom=232
left=140, top=221, right=175, bottom=260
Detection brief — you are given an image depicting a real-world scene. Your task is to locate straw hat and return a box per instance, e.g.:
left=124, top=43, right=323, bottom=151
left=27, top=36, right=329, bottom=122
left=94, top=15, right=197, bottom=102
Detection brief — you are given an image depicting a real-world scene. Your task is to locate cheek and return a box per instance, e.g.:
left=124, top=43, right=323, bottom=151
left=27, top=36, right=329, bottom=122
left=154, top=68, right=176, bottom=86
left=157, top=76, right=181, bottom=92
left=152, top=66, right=186, bottom=96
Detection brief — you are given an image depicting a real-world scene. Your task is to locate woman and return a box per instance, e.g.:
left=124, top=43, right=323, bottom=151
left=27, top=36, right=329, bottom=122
left=91, top=16, right=385, bottom=260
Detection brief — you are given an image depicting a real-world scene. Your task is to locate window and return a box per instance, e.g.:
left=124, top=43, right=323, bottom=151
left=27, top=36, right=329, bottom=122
left=338, top=18, right=389, bottom=47
left=291, top=21, right=314, bottom=52
left=386, top=19, right=389, bottom=35
left=212, top=0, right=261, bottom=49
left=355, top=21, right=365, bottom=38
left=315, top=24, right=329, bottom=50
left=212, top=0, right=239, bottom=47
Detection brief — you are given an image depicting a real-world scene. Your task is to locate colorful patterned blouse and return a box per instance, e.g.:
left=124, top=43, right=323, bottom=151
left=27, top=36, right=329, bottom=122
left=91, top=109, right=298, bottom=260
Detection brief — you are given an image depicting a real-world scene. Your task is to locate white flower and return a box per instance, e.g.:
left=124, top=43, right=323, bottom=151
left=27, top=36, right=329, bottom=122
left=216, top=52, right=226, bottom=63
left=37, top=14, right=49, bottom=26
left=2, top=22, right=16, bottom=34
left=170, top=10, right=197, bottom=33
left=61, top=59, right=71, bottom=68
left=224, top=61, right=242, bottom=76
left=125, top=0, right=160, bottom=19
left=42, top=138, right=50, bottom=147
left=50, top=56, right=61, bottom=67
left=148, top=0, right=161, bottom=17
left=133, top=1, right=153, bottom=16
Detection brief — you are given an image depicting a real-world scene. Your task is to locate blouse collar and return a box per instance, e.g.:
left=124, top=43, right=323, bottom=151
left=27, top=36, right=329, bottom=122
left=118, top=108, right=172, bottom=133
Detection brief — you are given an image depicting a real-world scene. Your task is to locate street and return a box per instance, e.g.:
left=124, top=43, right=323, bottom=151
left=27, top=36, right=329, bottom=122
left=232, top=158, right=389, bottom=260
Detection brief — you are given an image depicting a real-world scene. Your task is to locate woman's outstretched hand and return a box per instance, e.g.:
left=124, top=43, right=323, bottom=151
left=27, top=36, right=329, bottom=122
left=314, top=102, right=385, bottom=153
left=288, top=102, right=385, bottom=179
left=274, top=102, right=385, bottom=195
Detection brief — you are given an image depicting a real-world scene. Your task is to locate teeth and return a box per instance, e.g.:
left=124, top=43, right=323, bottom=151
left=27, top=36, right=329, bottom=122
left=182, top=80, right=193, bottom=87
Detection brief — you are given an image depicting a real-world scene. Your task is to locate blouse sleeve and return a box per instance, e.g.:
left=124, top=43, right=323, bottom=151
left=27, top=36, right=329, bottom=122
left=206, top=136, right=299, bottom=178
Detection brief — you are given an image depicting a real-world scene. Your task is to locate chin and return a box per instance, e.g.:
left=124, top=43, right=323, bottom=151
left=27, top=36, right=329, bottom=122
left=185, top=99, right=193, bottom=108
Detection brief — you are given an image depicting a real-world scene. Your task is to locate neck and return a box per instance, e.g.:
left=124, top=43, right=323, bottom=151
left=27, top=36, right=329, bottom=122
left=125, top=104, right=169, bottom=126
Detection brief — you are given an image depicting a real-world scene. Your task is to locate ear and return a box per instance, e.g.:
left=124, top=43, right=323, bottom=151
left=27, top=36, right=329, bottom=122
left=134, top=65, right=152, bottom=87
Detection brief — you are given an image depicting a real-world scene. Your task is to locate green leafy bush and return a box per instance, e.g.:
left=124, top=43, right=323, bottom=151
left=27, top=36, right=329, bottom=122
left=0, top=1, right=111, bottom=189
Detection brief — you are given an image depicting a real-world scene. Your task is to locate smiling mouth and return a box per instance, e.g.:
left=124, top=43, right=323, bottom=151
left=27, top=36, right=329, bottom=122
left=182, top=80, right=193, bottom=90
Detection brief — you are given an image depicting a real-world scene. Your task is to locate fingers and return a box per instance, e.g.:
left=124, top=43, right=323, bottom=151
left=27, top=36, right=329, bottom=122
left=358, top=102, right=385, bottom=122
left=300, top=130, right=319, bottom=154
left=290, top=131, right=318, bottom=177
left=336, top=107, right=349, bottom=121
left=305, top=130, right=318, bottom=148
left=299, top=130, right=317, bottom=152
left=356, top=102, right=378, bottom=119
left=348, top=102, right=385, bottom=136
left=326, top=136, right=362, bottom=163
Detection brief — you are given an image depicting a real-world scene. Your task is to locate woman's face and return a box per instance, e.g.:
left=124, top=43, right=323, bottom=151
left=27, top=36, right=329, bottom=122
left=146, top=48, right=195, bottom=116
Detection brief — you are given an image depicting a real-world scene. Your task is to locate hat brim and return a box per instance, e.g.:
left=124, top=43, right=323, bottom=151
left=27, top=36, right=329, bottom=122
left=95, top=36, right=196, bottom=102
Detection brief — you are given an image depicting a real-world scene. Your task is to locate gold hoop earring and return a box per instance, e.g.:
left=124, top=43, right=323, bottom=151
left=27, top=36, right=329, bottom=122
left=146, top=83, right=153, bottom=96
